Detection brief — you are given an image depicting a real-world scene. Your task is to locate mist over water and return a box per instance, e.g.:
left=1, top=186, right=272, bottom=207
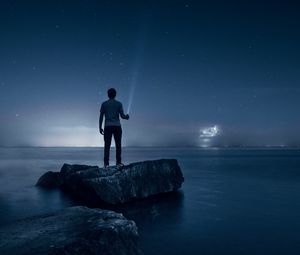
left=1, top=147, right=300, bottom=254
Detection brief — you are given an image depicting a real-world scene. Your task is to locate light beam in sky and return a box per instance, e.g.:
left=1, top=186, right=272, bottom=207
left=126, top=25, right=147, bottom=114
left=127, top=69, right=139, bottom=114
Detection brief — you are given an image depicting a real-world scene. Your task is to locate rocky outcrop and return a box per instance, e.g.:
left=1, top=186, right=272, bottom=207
left=0, top=206, right=142, bottom=255
left=37, top=159, right=184, bottom=204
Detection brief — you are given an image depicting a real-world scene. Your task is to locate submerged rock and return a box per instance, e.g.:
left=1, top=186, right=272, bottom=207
left=0, top=206, right=142, bottom=255
left=37, top=159, right=184, bottom=204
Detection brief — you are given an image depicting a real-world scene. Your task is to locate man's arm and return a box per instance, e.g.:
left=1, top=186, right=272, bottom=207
left=119, top=103, right=129, bottom=120
left=99, top=104, right=104, bottom=135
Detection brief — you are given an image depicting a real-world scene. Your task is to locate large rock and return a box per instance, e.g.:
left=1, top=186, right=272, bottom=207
left=37, top=159, right=184, bottom=204
left=0, top=206, right=142, bottom=255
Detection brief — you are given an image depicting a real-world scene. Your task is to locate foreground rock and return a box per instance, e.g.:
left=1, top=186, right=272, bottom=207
left=0, top=206, right=142, bottom=255
left=37, top=159, right=184, bottom=204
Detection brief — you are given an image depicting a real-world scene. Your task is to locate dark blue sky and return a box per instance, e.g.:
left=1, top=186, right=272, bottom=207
left=0, top=0, right=299, bottom=147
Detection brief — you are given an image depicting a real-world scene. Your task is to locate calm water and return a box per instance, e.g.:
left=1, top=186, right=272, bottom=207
left=1, top=147, right=300, bottom=254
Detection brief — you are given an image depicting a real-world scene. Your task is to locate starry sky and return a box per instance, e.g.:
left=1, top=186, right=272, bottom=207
left=0, top=0, right=300, bottom=147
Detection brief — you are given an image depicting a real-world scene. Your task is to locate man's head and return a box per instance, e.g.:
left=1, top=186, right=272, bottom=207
left=107, top=88, right=117, bottom=99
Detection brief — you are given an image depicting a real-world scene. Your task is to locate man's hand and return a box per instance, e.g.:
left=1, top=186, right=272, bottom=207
left=125, top=114, right=130, bottom=120
left=100, top=128, right=104, bottom=135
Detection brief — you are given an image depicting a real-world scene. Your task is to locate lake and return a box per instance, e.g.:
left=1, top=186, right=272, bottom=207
left=1, top=147, right=300, bottom=254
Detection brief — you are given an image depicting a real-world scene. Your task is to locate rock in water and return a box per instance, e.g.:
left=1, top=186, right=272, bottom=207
left=0, top=206, right=142, bottom=255
left=36, top=171, right=62, bottom=188
left=37, top=159, right=184, bottom=204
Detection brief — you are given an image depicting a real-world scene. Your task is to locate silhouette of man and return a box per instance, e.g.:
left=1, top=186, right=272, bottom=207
left=99, top=88, right=129, bottom=167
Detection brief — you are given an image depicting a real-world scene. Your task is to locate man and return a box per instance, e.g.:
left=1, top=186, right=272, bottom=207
left=99, top=88, right=129, bottom=168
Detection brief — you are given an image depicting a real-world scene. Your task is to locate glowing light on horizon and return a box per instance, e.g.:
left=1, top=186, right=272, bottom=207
left=200, top=125, right=220, bottom=138
left=35, top=126, right=103, bottom=147
left=198, top=125, right=221, bottom=147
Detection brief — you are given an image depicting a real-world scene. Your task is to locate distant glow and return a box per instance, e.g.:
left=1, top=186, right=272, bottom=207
left=198, top=125, right=220, bottom=147
left=35, top=126, right=103, bottom=147
left=200, top=125, right=220, bottom=138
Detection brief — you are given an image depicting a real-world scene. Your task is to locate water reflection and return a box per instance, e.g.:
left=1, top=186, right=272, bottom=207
left=103, top=191, right=184, bottom=225
left=64, top=188, right=185, bottom=227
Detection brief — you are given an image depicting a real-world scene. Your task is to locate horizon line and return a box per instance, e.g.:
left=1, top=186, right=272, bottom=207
left=1, top=145, right=300, bottom=149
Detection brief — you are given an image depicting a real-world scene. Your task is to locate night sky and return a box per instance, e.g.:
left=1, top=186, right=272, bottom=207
left=1, top=0, right=300, bottom=147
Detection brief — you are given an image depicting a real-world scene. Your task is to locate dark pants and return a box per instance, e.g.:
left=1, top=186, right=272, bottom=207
left=104, top=126, right=122, bottom=165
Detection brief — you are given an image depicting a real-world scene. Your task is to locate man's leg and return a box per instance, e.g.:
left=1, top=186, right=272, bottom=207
left=114, top=126, right=122, bottom=164
left=104, top=126, right=113, bottom=166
